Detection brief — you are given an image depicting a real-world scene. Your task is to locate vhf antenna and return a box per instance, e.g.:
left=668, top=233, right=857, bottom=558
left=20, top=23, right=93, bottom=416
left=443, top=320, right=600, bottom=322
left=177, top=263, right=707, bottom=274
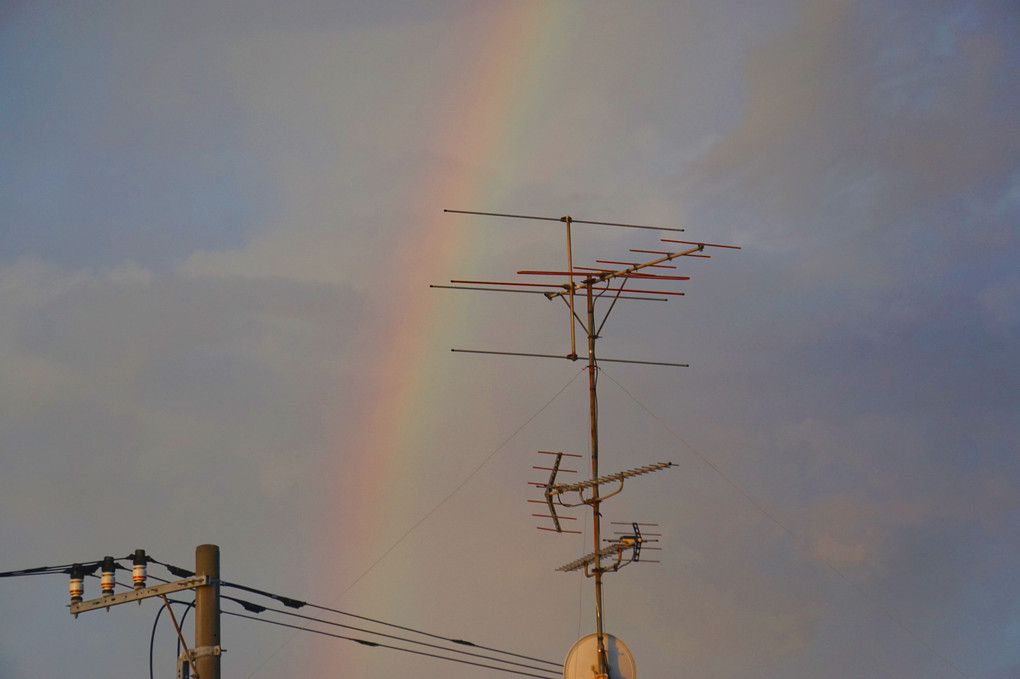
left=434, top=209, right=739, bottom=679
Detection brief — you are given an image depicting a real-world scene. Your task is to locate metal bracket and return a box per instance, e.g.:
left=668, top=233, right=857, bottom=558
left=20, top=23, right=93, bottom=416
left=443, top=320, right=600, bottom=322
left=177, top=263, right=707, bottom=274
left=544, top=453, right=566, bottom=532
left=175, top=645, right=225, bottom=679
left=177, top=651, right=191, bottom=679
left=70, top=575, right=209, bottom=616
left=190, top=645, right=223, bottom=658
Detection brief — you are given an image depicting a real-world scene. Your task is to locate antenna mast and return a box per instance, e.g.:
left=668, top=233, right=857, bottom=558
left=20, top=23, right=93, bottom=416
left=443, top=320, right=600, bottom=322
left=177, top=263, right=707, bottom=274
left=436, top=209, right=739, bottom=678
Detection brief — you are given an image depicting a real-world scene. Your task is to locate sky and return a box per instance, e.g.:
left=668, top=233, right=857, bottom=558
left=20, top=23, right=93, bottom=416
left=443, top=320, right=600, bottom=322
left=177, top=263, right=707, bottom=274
left=1, top=1, right=1018, bottom=678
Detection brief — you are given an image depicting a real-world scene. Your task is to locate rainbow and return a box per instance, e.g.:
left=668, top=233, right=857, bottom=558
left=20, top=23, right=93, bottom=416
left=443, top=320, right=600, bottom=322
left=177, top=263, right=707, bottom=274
left=308, top=7, right=579, bottom=673
left=326, top=1, right=568, bottom=602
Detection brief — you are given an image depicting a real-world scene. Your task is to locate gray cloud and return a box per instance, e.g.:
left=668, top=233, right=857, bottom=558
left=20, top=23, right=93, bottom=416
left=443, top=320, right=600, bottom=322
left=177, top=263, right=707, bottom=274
left=2, top=2, right=1018, bottom=678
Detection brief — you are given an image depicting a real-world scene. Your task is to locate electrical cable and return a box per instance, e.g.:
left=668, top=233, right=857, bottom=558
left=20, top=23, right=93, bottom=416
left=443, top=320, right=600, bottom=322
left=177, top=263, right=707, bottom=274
left=219, top=595, right=558, bottom=675
left=147, top=558, right=194, bottom=579
left=220, top=581, right=560, bottom=668
left=149, top=598, right=165, bottom=679
left=595, top=274, right=629, bottom=338
left=577, top=515, right=587, bottom=640
left=4, top=556, right=562, bottom=676
left=0, top=563, right=86, bottom=577
left=218, top=580, right=304, bottom=609
left=176, top=599, right=194, bottom=660
left=302, top=601, right=559, bottom=667
left=241, top=371, right=584, bottom=677
left=0, top=558, right=114, bottom=578
left=225, top=609, right=559, bottom=679
left=143, top=561, right=564, bottom=673
left=150, top=598, right=194, bottom=679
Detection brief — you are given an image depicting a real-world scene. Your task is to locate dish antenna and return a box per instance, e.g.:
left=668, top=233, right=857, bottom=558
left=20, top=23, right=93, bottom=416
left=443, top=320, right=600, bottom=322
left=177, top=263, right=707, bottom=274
left=563, top=633, right=636, bottom=679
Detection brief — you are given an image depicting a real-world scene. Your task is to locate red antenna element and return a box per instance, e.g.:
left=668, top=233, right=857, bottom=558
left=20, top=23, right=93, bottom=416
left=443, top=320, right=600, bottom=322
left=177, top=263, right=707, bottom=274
left=632, top=248, right=712, bottom=259
left=436, top=209, right=740, bottom=677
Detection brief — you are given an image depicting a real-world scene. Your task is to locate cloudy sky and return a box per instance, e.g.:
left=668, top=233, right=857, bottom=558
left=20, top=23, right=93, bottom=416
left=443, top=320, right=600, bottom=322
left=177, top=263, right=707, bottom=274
left=1, top=1, right=1018, bottom=678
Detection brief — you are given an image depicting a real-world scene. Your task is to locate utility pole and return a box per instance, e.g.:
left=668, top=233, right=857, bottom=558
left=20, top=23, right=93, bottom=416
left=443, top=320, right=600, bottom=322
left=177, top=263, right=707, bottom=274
left=195, top=544, right=221, bottom=679
left=67, top=544, right=222, bottom=678
left=585, top=281, right=610, bottom=675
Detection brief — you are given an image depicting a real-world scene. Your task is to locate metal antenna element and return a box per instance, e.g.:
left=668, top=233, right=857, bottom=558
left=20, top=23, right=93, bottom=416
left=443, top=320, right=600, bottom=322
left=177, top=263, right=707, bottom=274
left=558, top=522, right=662, bottom=574
left=436, top=209, right=740, bottom=677
left=548, top=462, right=675, bottom=504
left=443, top=209, right=687, bottom=233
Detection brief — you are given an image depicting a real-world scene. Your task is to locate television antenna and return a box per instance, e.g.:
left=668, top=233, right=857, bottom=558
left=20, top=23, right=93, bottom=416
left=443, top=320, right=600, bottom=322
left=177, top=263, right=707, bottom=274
left=434, top=209, right=739, bottom=678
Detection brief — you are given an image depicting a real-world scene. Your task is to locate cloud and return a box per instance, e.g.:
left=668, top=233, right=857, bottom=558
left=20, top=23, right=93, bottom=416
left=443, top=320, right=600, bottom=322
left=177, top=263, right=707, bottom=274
left=690, top=0, right=1020, bottom=250
left=0, top=255, right=365, bottom=563
left=2, top=2, right=1018, bottom=678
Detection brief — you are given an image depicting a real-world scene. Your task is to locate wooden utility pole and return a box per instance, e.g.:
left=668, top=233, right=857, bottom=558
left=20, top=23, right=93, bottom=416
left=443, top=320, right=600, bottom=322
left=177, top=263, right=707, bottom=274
left=195, top=544, right=221, bottom=679
left=68, top=544, right=221, bottom=677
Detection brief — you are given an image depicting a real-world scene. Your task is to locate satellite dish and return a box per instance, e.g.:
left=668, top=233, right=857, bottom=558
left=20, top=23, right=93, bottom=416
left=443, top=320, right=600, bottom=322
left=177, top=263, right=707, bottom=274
left=563, top=633, right=636, bottom=679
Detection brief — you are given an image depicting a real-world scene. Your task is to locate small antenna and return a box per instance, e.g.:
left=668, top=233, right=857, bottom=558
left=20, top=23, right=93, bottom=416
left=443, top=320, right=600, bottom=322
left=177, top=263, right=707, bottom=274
left=435, top=209, right=739, bottom=677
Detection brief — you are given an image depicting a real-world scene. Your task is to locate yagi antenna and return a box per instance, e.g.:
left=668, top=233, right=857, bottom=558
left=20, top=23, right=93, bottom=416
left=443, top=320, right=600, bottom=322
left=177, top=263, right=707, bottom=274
left=434, top=209, right=740, bottom=678
left=558, top=523, right=662, bottom=573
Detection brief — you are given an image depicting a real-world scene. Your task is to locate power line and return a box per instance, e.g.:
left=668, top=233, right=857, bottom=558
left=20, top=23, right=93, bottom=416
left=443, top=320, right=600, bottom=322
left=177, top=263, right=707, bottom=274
left=150, top=598, right=194, bottom=679
left=304, top=601, right=560, bottom=668
left=218, top=596, right=558, bottom=675
left=143, top=561, right=563, bottom=674
left=221, top=580, right=561, bottom=668
left=225, top=610, right=559, bottom=679
left=241, top=371, right=585, bottom=677
left=4, top=557, right=562, bottom=677
left=0, top=555, right=130, bottom=578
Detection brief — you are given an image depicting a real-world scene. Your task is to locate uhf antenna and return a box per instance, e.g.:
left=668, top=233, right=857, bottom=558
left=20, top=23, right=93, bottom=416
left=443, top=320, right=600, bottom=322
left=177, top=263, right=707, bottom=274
left=434, top=209, right=739, bottom=678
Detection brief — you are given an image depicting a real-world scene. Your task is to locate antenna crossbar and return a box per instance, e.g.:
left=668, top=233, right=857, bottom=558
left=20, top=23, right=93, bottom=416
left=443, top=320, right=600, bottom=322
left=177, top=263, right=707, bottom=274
left=449, top=278, right=683, bottom=297
left=451, top=349, right=688, bottom=368
left=444, top=209, right=685, bottom=233
left=518, top=269, right=690, bottom=281
left=451, top=279, right=564, bottom=290
left=547, top=462, right=675, bottom=497
left=631, top=248, right=710, bottom=259
left=430, top=284, right=552, bottom=296
left=532, top=513, right=578, bottom=519
left=555, top=541, right=649, bottom=574
left=597, top=259, right=677, bottom=269
left=544, top=245, right=704, bottom=301
left=435, top=286, right=667, bottom=301
left=557, top=286, right=686, bottom=297
left=661, top=237, right=742, bottom=250
left=556, top=544, right=626, bottom=573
